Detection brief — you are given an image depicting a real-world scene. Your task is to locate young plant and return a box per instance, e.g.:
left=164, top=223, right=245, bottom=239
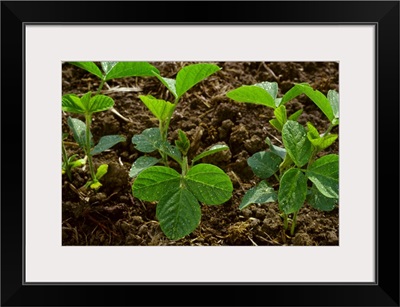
left=131, top=62, right=221, bottom=167
left=62, top=61, right=158, bottom=187
left=62, top=92, right=126, bottom=189
left=131, top=129, right=233, bottom=240
left=62, top=133, right=86, bottom=181
left=226, top=81, right=339, bottom=235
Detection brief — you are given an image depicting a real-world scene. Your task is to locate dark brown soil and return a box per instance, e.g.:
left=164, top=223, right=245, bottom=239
left=62, top=61, right=339, bottom=246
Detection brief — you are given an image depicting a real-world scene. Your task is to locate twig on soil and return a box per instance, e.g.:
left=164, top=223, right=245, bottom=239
left=263, top=63, right=281, bottom=82
left=248, top=236, right=258, bottom=246
left=110, top=107, right=132, bottom=123
left=229, top=171, right=246, bottom=193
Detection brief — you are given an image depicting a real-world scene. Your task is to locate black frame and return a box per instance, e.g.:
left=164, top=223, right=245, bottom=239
left=1, top=1, right=399, bottom=306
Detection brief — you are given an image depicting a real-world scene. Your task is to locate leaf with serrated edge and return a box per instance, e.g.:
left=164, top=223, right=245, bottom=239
left=185, top=164, right=232, bottom=205
left=306, top=154, right=339, bottom=199
left=278, top=168, right=308, bottom=214
left=132, top=166, right=181, bottom=202
left=156, top=188, right=201, bottom=240
left=239, top=181, right=277, bottom=210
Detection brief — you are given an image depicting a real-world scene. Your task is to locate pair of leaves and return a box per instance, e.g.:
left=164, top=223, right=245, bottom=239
left=69, top=61, right=159, bottom=81
left=269, top=105, right=303, bottom=132
left=281, top=83, right=339, bottom=124
left=132, top=164, right=233, bottom=240
left=62, top=92, right=114, bottom=115
left=85, top=164, right=109, bottom=190
left=278, top=154, right=339, bottom=214
left=152, top=63, right=221, bottom=101
left=67, top=117, right=125, bottom=156
left=226, top=81, right=339, bottom=125
left=130, top=128, right=229, bottom=177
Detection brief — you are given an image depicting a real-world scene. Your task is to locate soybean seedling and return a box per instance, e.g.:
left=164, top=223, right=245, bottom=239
left=132, top=129, right=233, bottom=240
left=68, top=61, right=160, bottom=121
left=131, top=62, right=221, bottom=169
left=62, top=92, right=126, bottom=189
left=62, top=133, right=86, bottom=181
left=226, top=81, right=339, bottom=235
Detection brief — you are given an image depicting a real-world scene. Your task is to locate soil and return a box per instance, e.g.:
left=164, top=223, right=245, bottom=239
left=62, top=61, right=339, bottom=246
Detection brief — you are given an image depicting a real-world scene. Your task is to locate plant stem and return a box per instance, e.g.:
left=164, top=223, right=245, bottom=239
left=62, top=140, right=72, bottom=181
left=290, top=211, right=298, bottom=236
left=159, top=101, right=178, bottom=165
left=283, top=213, right=288, bottom=230
left=85, top=113, right=96, bottom=182
left=321, top=122, right=336, bottom=137
left=96, top=79, right=105, bottom=95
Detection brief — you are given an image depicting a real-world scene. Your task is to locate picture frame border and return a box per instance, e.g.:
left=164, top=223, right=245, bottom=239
left=1, top=1, right=399, bottom=306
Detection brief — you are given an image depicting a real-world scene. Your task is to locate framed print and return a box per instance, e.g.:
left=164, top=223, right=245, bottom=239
left=1, top=1, right=399, bottom=306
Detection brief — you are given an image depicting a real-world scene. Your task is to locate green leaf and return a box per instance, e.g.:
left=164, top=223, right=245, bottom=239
left=95, top=164, right=108, bottom=180
left=69, top=157, right=86, bottom=169
left=269, top=119, right=283, bottom=132
left=306, top=122, right=320, bottom=139
left=226, top=85, right=276, bottom=108
left=306, top=154, right=339, bottom=199
left=63, top=93, right=114, bottom=114
left=139, top=95, right=175, bottom=122
left=62, top=94, right=86, bottom=114
left=67, top=117, right=92, bottom=149
left=239, top=180, right=277, bottom=210
left=175, top=129, right=190, bottom=156
left=132, top=128, right=162, bottom=153
left=192, top=144, right=229, bottom=164
left=185, top=164, right=233, bottom=205
left=309, top=134, right=338, bottom=151
left=88, top=95, right=114, bottom=113
left=104, top=62, right=160, bottom=80
left=247, top=151, right=282, bottom=179
left=175, top=63, right=220, bottom=99
left=281, top=83, right=334, bottom=121
left=132, top=166, right=181, bottom=201
left=274, top=105, right=287, bottom=127
left=152, top=71, right=177, bottom=98
left=91, top=135, right=126, bottom=155
left=156, top=188, right=201, bottom=240
left=307, top=185, right=338, bottom=211
left=254, top=81, right=278, bottom=100
left=154, top=140, right=182, bottom=164
left=288, top=109, right=303, bottom=121
left=278, top=169, right=308, bottom=214
left=265, top=137, right=286, bottom=160
left=327, top=89, right=339, bottom=120
left=69, top=62, right=103, bottom=79
left=282, top=120, right=313, bottom=167
left=101, top=61, right=118, bottom=75
left=129, top=156, right=160, bottom=178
